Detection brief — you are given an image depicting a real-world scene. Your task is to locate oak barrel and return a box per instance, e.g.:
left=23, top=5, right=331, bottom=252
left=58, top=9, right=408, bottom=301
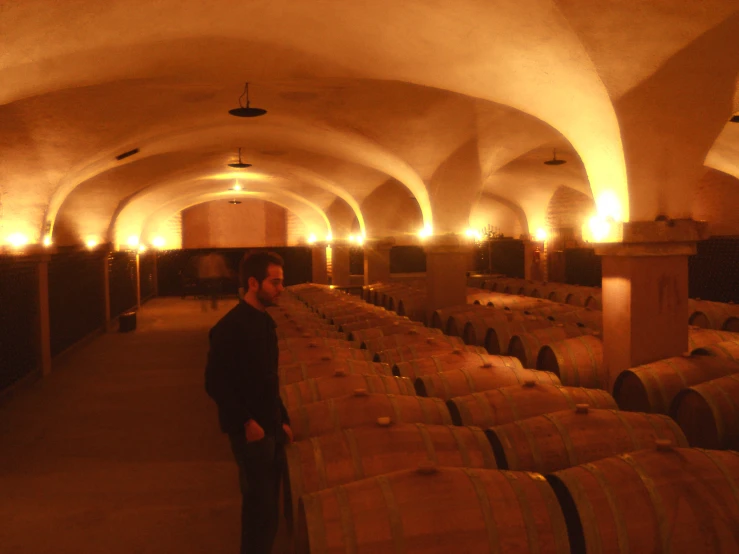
left=509, top=325, right=595, bottom=368
left=285, top=422, right=497, bottom=523
left=281, top=373, right=415, bottom=408
left=415, top=366, right=560, bottom=400
left=669, top=372, right=739, bottom=450
left=279, top=345, right=373, bottom=366
left=446, top=382, right=617, bottom=427
left=486, top=406, right=687, bottom=474
left=692, top=339, right=739, bottom=361
left=536, top=334, right=606, bottom=389
left=279, top=359, right=392, bottom=385
left=547, top=446, right=739, bottom=554
left=362, top=332, right=459, bottom=354
left=288, top=392, right=452, bottom=440
left=297, top=465, right=570, bottom=554
left=612, top=355, right=739, bottom=414
left=393, top=350, right=519, bottom=380
left=374, top=343, right=487, bottom=365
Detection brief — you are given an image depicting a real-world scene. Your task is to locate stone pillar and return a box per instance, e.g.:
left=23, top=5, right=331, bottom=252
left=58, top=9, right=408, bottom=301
left=36, top=253, right=52, bottom=376
left=102, top=249, right=112, bottom=331
left=595, top=220, right=707, bottom=389
left=311, top=244, right=328, bottom=284
left=330, top=241, right=351, bottom=288
left=523, top=240, right=544, bottom=282
left=424, top=234, right=471, bottom=321
left=135, top=252, right=142, bottom=309
left=364, top=238, right=394, bottom=286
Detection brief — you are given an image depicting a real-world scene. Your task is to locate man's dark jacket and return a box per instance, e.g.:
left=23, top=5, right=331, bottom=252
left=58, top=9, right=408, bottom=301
left=205, top=300, right=290, bottom=436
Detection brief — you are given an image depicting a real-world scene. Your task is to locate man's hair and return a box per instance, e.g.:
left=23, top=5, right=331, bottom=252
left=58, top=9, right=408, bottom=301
left=239, top=251, right=284, bottom=288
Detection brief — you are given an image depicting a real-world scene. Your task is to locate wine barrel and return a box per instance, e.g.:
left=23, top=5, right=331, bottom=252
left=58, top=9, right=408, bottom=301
left=536, top=334, right=606, bottom=389
left=350, top=322, right=438, bottom=344
left=485, top=296, right=547, bottom=311
left=688, top=299, right=739, bottom=332
left=288, top=391, right=452, bottom=440
left=285, top=422, right=497, bottom=523
left=451, top=311, right=517, bottom=342
left=415, top=366, right=560, bottom=400
left=523, top=304, right=583, bottom=318
left=362, top=331, right=456, bottom=354
left=547, top=446, right=739, bottom=554
left=297, top=465, right=570, bottom=554
left=487, top=405, right=687, bottom=474
left=688, top=328, right=739, bottom=350
left=670, top=372, right=739, bottom=450
left=374, top=343, right=487, bottom=365
left=612, top=355, right=739, bottom=414
left=547, top=308, right=602, bottom=331
left=692, top=340, right=739, bottom=361
left=340, top=316, right=411, bottom=333
left=278, top=337, right=359, bottom=350
left=393, top=350, right=520, bottom=379
left=281, top=373, right=415, bottom=408
left=430, top=304, right=490, bottom=334
left=446, top=382, right=617, bottom=427
left=478, top=317, right=557, bottom=355
left=279, top=359, right=392, bottom=385
left=508, top=325, right=595, bottom=368
left=276, top=327, right=346, bottom=340
left=279, top=345, right=373, bottom=366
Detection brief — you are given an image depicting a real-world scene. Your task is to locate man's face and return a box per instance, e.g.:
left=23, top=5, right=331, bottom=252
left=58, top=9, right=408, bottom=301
left=255, top=264, right=284, bottom=307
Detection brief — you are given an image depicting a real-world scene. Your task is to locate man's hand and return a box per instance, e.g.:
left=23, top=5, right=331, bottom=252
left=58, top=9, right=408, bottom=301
left=282, top=423, right=293, bottom=444
left=245, top=419, right=265, bottom=442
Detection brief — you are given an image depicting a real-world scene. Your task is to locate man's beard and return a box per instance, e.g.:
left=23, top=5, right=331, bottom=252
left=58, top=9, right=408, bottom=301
left=256, top=287, right=278, bottom=307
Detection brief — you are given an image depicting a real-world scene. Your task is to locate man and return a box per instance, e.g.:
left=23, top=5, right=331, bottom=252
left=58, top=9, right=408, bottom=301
left=205, top=251, right=292, bottom=554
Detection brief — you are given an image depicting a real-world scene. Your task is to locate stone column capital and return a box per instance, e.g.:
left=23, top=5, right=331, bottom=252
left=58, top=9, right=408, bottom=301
left=594, top=219, right=709, bottom=257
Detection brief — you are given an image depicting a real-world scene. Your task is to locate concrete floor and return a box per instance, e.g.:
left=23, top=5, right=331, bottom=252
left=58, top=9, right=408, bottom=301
left=0, top=297, right=292, bottom=554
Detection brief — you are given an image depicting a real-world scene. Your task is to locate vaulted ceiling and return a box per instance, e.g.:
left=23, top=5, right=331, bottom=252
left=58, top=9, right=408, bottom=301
left=1, top=0, right=738, bottom=249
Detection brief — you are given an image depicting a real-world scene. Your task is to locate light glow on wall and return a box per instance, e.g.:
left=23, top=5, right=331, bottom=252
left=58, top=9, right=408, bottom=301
left=326, top=232, right=333, bottom=242
left=307, top=234, right=317, bottom=244
left=582, top=214, right=623, bottom=243
left=464, top=228, right=482, bottom=241
left=535, top=228, right=548, bottom=241
left=418, top=224, right=433, bottom=239
left=348, top=234, right=365, bottom=245
left=151, top=236, right=166, bottom=249
left=86, top=238, right=99, bottom=249
left=232, top=181, right=242, bottom=191
left=595, top=191, right=623, bottom=222
left=6, top=233, right=29, bottom=248
left=127, top=235, right=140, bottom=248
left=138, top=245, right=147, bottom=253
left=43, top=236, right=52, bottom=247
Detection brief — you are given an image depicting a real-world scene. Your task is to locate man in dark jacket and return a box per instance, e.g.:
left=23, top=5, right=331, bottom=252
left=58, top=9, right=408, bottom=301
left=205, top=251, right=292, bottom=554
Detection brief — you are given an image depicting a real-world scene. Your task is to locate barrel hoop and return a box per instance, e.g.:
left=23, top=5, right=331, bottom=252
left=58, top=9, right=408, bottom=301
left=432, top=397, right=451, bottom=424
left=560, top=338, right=582, bottom=387
left=557, top=386, right=577, bottom=410
left=653, top=358, right=686, bottom=410
left=493, top=425, right=518, bottom=469
left=506, top=421, right=538, bottom=471
left=376, top=475, right=405, bottom=554
left=302, top=492, right=328, bottom=553
left=416, top=423, right=439, bottom=464
left=610, top=409, right=640, bottom=448
left=400, top=377, right=414, bottom=396
left=310, top=437, right=329, bottom=491
left=470, top=426, right=496, bottom=468
left=502, top=471, right=541, bottom=554
left=619, top=453, right=669, bottom=553
left=432, top=357, right=444, bottom=373
left=473, top=391, right=499, bottom=426
left=389, top=394, right=403, bottom=423
left=581, top=462, right=631, bottom=554
left=697, top=449, right=739, bottom=513
left=344, top=428, right=365, bottom=481
left=703, top=377, right=739, bottom=442
left=329, top=399, right=341, bottom=432
left=578, top=336, right=601, bottom=388
left=335, top=485, right=359, bottom=554
left=582, top=388, right=608, bottom=409
left=528, top=472, right=571, bottom=554
left=308, top=378, right=320, bottom=403
left=300, top=363, right=309, bottom=381
left=543, top=412, right=578, bottom=466
left=461, top=369, right=477, bottom=394
left=716, top=342, right=739, bottom=361
left=412, top=394, right=432, bottom=423
left=463, top=469, right=499, bottom=554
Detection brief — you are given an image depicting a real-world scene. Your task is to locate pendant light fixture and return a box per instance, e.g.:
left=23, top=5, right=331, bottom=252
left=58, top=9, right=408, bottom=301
left=544, top=148, right=566, bottom=166
left=228, top=148, right=252, bottom=169
left=228, top=199, right=242, bottom=205
left=228, top=82, right=267, bottom=117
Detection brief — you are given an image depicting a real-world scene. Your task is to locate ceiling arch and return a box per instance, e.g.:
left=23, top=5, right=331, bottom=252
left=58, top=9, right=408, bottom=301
left=114, top=180, right=331, bottom=248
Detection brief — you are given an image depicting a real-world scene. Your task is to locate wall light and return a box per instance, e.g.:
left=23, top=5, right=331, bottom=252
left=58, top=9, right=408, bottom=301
left=464, top=228, right=482, bottom=241
left=43, top=236, right=53, bottom=247
left=138, top=245, right=147, bottom=253
left=127, top=236, right=139, bottom=248
left=535, top=228, right=548, bottom=241
left=418, top=224, right=433, bottom=239
left=86, top=238, right=99, bottom=249
left=307, top=234, right=317, bottom=244
left=152, top=237, right=166, bottom=249
left=326, top=232, right=333, bottom=243
left=232, top=181, right=243, bottom=191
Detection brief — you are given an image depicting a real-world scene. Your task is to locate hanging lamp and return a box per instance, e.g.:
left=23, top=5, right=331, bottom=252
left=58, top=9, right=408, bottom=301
left=544, top=148, right=566, bottom=166
left=228, top=148, right=252, bottom=169
left=228, top=199, right=242, bottom=205
left=228, top=82, right=267, bottom=117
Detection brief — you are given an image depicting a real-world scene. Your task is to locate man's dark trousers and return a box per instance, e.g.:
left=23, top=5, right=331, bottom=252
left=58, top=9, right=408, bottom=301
left=228, top=433, right=286, bottom=554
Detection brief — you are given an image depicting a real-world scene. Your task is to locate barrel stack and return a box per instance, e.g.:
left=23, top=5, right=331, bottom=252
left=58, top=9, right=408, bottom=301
left=274, top=281, right=739, bottom=553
